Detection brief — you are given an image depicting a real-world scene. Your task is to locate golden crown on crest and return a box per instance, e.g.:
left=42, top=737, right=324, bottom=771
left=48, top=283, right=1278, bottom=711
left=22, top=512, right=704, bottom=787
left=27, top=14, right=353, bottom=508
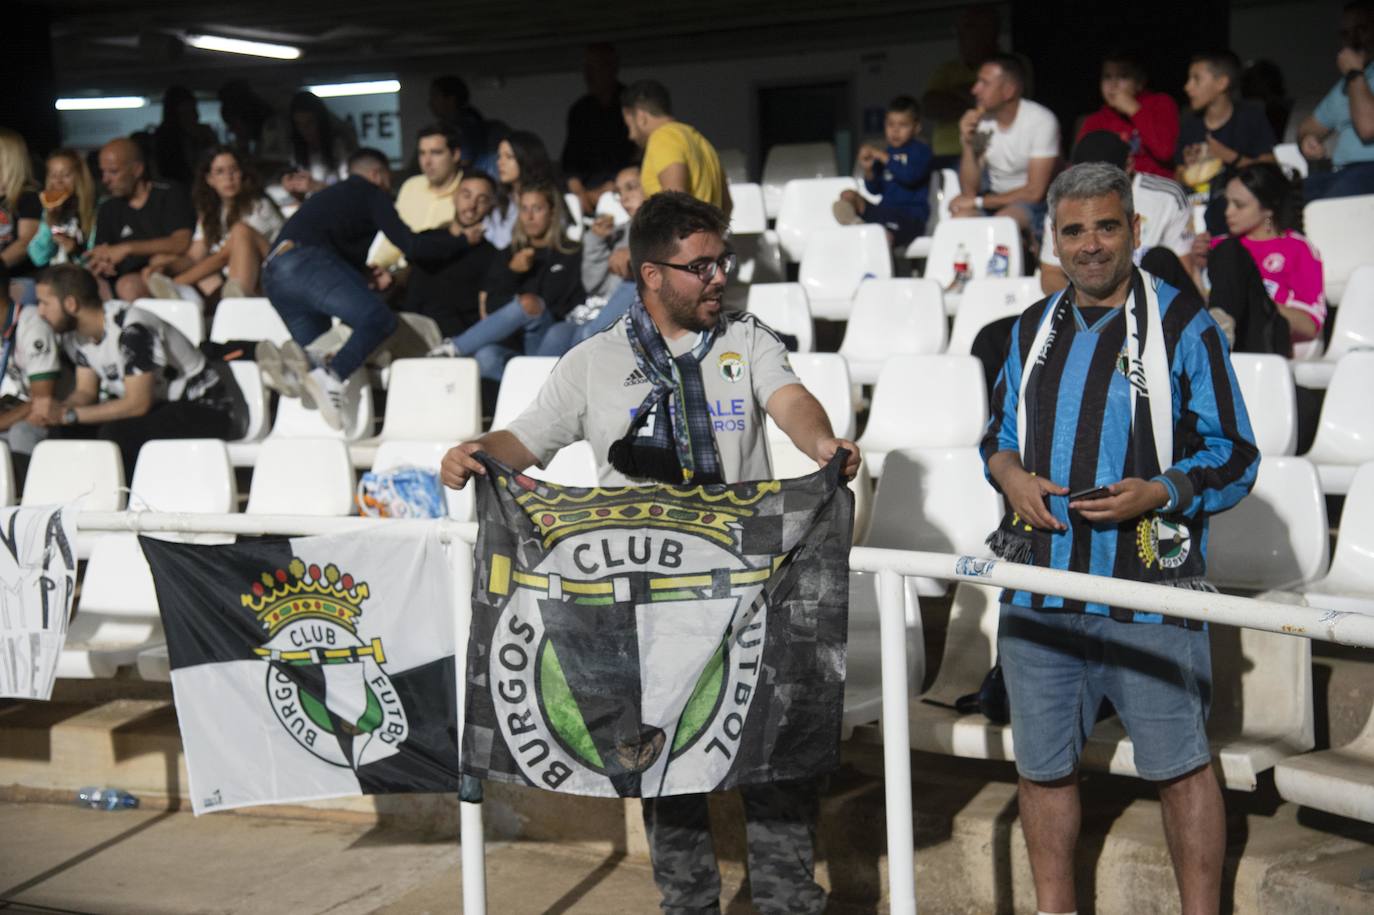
left=240, top=557, right=370, bottom=636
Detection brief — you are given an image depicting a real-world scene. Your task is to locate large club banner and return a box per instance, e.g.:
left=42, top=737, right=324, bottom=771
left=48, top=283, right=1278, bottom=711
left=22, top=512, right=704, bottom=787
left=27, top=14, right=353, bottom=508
left=462, top=454, right=853, bottom=798
left=0, top=506, right=77, bottom=700
left=140, top=530, right=461, bottom=814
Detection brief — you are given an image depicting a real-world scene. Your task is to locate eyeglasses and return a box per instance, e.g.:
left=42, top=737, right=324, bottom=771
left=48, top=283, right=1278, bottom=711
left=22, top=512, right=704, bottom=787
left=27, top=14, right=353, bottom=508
left=650, top=251, right=736, bottom=284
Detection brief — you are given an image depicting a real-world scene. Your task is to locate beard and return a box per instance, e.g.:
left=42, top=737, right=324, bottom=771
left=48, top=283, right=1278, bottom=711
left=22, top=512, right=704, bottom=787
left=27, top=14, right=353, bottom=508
left=659, top=279, right=721, bottom=333
left=1069, top=250, right=1134, bottom=302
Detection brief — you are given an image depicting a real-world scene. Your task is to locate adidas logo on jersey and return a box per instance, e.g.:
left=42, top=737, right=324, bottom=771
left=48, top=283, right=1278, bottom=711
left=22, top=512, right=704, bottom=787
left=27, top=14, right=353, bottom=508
left=623, top=368, right=649, bottom=387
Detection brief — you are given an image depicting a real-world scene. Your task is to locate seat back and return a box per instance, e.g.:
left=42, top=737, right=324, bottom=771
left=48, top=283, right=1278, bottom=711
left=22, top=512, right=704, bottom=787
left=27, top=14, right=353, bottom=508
left=728, top=182, right=768, bottom=236
left=378, top=357, right=482, bottom=441
left=132, top=298, right=205, bottom=346
left=268, top=377, right=375, bottom=441
left=564, top=192, right=584, bottom=243
left=839, top=278, right=947, bottom=361
left=947, top=277, right=1040, bottom=354
left=767, top=435, right=873, bottom=543
left=594, top=189, right=630, bottom=226
left=372, top=439, right=474, bottom=520
left=762, top=142, right=837, bottom=217
left=229, top=360, right=271, bottom=442
left=798, top=225, right=894, bottom=320
left=921, top=582, right=1003, bottom=705
left=246, top=437, right=356, bottom=515
left=779, top=352, right=855, bottom=439
left=1324, top=265, right=1374, bottom=362
left=524, top=440, right=600, bottom=487
left=746, top=283, right=814, bottom=352
left=1230, top=353, right=1297, bottom=455
left=129, top=439, right=236, bottom=513
left=867, top=448, right=1001, bottom=557
left=492, top=356, right=559, bottom=429
left=861, top=355, right=988, bottom=473
left=22, top=440, right=125, bottom=511
left=74, top=534, right=161, bottom=636
left=718, top=147, right=749, bottom=185
left=1206, top=623, right=1313, bottom=747
left=775, top=176, right=859, bottom=262
left=1303, top=193, right=1374, bottom=304
left=0, top=442, right=12, bottom=507
left=1208, top=456, right=1328, bottom=590
left=1307, top=352, right=1374, bottom=464
left=1320, top=461, right=1374, bottom=594
left=923, top=217, right=1024, bottom=290
left=209, top=297, right=291, bottom=343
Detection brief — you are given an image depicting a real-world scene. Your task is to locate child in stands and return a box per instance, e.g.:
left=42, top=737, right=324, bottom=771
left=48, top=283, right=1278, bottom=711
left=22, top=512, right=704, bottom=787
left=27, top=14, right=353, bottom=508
left=833, top=95, right=934, bottom=246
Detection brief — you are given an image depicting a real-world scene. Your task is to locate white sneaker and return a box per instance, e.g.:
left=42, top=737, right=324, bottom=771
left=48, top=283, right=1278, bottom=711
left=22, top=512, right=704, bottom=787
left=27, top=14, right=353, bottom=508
left=280, top=341, right=315, bottom=408
left=221, top=278, right=247, bottom=299
left=427, top=339, right=459, bottom=358
left=146, top=273, right=181, bottom=300
left=255, top=340, right=301, bottom=398
left=303, top=366, right=347, bottom=431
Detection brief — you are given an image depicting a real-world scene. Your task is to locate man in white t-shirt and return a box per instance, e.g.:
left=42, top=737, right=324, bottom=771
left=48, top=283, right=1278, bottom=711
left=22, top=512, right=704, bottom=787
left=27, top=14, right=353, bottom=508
left=1040, top=131, right=1195, bottom=294
left=951, top=53, right=1060, bottom=247
left=441, top=191, right=859, bottom=915
left=0, top=264, right=62, bottom=460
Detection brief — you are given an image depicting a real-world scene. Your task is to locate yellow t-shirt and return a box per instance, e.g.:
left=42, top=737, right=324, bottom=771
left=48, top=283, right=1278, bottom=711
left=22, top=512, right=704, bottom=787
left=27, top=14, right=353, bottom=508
left=640, top=121, right=726, bottom=208
left=369, top=171, right=463, bottom=269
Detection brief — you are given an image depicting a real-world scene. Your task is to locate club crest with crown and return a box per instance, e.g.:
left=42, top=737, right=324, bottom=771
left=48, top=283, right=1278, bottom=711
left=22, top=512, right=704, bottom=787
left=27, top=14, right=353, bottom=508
left=242, top=557, right=408, bottom=769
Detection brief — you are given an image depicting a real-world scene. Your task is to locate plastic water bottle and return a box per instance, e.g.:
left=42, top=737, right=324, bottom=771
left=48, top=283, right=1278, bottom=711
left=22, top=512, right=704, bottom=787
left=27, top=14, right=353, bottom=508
left=948, top=242, right=972, bottom=293
left=76, top=786, right=140, bottom=810
left=987, top=244, right=1010, bottom=278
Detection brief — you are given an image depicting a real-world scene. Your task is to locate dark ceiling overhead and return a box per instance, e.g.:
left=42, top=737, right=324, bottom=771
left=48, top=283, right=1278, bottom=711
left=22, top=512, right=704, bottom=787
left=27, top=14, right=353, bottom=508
left=37, top=0, right=980, bottom=90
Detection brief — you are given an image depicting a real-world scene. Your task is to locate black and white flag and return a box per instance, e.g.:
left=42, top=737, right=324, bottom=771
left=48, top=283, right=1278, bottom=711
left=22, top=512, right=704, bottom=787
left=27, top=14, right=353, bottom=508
left=0, top=505, right=77, bottom=700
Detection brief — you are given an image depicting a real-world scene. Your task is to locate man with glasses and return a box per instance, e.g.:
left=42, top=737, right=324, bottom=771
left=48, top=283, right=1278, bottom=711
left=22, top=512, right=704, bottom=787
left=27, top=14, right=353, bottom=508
left=442, top=191, right=859, bottom=914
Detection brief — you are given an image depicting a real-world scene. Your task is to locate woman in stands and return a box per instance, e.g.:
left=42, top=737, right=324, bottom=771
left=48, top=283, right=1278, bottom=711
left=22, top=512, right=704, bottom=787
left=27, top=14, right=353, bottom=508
left=26, top=148, right=95, bottom=273
left=429, top=181, right=583, bottom=379
left=0, top=129, right=42, bottom=303
left=487, top=130, right=557, bottom=249
left=142, top=146, right=284, bottom=303
left=279, top=91, right=357, bottom=201
left=1194, top=161, right=1325, bottom=358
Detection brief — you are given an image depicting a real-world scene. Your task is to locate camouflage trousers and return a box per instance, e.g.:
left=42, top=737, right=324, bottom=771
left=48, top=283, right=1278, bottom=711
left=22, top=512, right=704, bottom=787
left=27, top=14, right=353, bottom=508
left=640, top=778, right=827, bottom=914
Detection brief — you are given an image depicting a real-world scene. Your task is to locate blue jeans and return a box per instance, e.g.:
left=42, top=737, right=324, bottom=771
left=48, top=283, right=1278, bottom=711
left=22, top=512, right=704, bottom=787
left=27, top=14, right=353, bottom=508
left=450, top=296, right=554, bottom=380
left=536, top=283, right=636, bottom=357
left=261, top=245, right=397, bottom=379
left=1304, top=161, right=1374, bottom=201
left=997, top=601, right=1213, bottom=783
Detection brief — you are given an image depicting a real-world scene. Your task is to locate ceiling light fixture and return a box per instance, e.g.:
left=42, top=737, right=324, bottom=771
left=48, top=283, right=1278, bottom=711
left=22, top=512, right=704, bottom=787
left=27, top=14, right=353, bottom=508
left=185, top=34, right=301, bottom=60
left=55, top=97, right=147, bottom=111
left=307, top=79, right=401, bottom=98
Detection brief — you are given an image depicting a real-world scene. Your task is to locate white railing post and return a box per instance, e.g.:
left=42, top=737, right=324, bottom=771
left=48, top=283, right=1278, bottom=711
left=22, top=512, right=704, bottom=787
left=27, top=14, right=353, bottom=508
left=877, top=568, right=917, bottom=914
left=449, top=538, right=487, bottom=915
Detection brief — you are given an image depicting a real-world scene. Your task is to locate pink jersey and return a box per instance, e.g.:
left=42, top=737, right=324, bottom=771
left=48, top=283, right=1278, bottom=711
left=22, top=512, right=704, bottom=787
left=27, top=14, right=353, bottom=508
left=1211, top=231, right=1327, bottom=332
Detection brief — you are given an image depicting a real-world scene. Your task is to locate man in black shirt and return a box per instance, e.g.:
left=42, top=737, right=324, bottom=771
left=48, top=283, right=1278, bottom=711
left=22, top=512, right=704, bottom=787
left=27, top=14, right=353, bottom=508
left=402, top=172, right=499, bottom=337
left=561, top=43, right=636, bottom=207
left=259, top=147, right=475, bottom=429
left=89, top=138, right=195, bottom=302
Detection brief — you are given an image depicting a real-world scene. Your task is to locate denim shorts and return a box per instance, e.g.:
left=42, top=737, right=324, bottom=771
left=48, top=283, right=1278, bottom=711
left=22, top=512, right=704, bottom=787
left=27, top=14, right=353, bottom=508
left=997, top=601, right=1213, bottom=783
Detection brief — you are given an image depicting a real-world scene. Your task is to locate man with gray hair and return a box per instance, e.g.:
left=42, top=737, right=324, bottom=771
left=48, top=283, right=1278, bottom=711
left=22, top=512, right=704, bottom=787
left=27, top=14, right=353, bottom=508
left=981, top=162, right=1258, bottom=915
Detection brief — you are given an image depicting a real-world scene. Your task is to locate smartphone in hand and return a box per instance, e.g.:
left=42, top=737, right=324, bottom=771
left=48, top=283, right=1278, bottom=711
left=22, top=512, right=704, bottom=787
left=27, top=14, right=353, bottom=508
left=1068, top=485, right=1111, bottom=503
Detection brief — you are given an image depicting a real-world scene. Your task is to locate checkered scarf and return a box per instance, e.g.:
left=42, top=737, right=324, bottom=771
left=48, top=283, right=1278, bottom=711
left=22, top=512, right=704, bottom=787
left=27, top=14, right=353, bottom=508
left=608, top=297, right=724, bottom=485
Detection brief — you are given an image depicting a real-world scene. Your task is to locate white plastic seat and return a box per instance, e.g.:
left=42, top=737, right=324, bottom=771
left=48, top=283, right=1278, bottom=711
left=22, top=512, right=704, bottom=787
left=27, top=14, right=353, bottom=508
left=838, top=278, right=947, bottom=383
left=594, top=190, right=630, bottom=226
left=132, top=297, right=205, bottom=346
left=22, top=440, right=125, bottom=511
left=1273, top=142, right=1309, bottom=179
left=372, top=439, right=474, bottom=521
left=0, top=441, right=12, bottom=507
left=746, top=283, right=814, bottom=352
left=718, top=148, right=749, bottom=186
left=727, top=182, right=785, bottom=285
left=762, top=142, right=837, bottom=218
left=859, top=355, right=987, bottom=476
left=766, top=434, right=874, bottom=544
left=798, top=225, right=893, bottom=321
left=57, top=533, right=163, bottom=679
left=1207, top=456, right=1328, bottom=592
left=774, top=176, right=859, bottom=263
left=1304, top=461, right=1374, bottom=614
left=492, top=356, right=558, bottom=429
left=770, top=352, right=855, bottom=440
left=946, top=277, right=1040, bottom=355
left=923, top=217, right=1025, bottom=315
left=564, top=193, right=584, bottom=243
left=1276, top=702, right=1374, bottom=824
left=1292, top=265, right=1374, bottom=389
left=225, top=361, right=272, bottom=467
left=1230, top=353, right=1297, bottom=455
left=866, top=448, right=1002, bottom=596
left=352, top=357, right=481, bottom=465
left=269, top=378, right=375, bottom=445
left=1303, top=194, right=1374, bottom=305
left=1304, top=352, right=1374, bottom=493
left=246, top=437, right=356, bottom=516
left=728, top=182, right=768, bottom=236
left=209, top=297, right=291, bottom=343
left=129, top=439, right=237, bottom=515
left=525, top=440, right=600, bottom=487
